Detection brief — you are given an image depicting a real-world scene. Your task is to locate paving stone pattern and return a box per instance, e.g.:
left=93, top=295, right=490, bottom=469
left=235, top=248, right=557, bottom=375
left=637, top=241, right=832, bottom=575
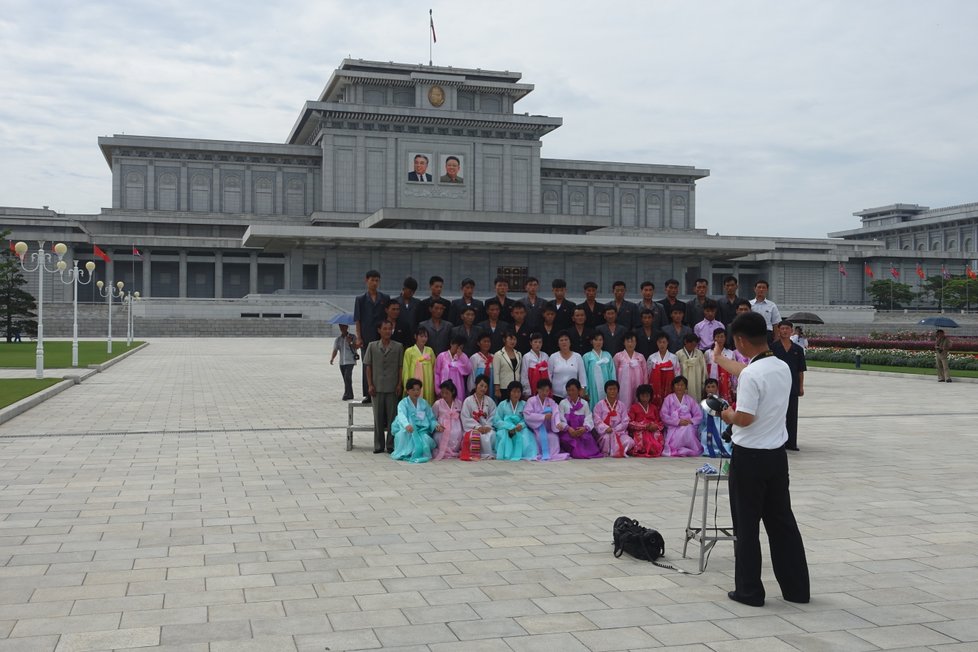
left=0, top=338, right=975, bottom=651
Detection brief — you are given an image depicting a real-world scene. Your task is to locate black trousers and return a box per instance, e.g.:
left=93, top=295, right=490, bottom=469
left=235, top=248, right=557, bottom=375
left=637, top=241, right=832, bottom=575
left=785, top=394, right=799, bottom=449
left=340, top=364, right=354, bottom=400
left=728, top=444, right=809, bottom=604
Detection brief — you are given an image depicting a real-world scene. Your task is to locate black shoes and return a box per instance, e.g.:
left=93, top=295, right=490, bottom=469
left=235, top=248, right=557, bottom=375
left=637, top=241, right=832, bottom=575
left=361, top=397, right=372, bottom=404
left=786, top=446, right=800, bottom=451
left=728, top=591, right=764, bottom=607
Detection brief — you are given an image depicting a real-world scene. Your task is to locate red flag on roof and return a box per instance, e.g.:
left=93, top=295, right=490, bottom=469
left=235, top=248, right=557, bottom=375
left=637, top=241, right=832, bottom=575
left=93, top=245, right=111, bottom=263
left=429, top=9, right=437, bottom=42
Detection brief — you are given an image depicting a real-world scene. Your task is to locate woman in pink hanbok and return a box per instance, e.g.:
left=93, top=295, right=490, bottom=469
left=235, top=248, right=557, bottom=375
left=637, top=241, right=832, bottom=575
left=613, top=332, right=647, bottom=414
left=522, top=379, right=571, bottom=462
left=593, top=380, right=633, bottom=457
left=435, top=335, right=473, bottom=399
left=432, top=380, right=464, bottom=460
left=660, top=375, right=703, bottom=457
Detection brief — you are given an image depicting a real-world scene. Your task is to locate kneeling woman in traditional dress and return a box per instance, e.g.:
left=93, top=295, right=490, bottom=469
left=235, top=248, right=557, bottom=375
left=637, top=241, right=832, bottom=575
left=558, top=379, right=603, bottom=459
left=391, top=378, right=437, bottom=463
left=627, top=384, right=665, bottom=457
left=494, top=381, right=537, bottom=461
left=523, top=379, right=571, bottom=461
left=460, top=374, right=496, bottom=460
left=661, top=375, right=703, bottom=457
left=593, top=379, right=633, bottom=457
left=432, top=380, right=464, bottom=460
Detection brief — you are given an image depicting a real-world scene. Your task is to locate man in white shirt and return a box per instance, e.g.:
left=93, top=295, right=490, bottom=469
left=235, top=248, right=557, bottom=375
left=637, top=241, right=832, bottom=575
left=749, top=280, right=781, bottom=340
left=713, top=311, right=809, bottom=608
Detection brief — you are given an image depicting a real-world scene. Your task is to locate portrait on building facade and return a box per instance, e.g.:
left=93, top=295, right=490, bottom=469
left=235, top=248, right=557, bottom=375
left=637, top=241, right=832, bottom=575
left=427, top=84, right=445, bottom=107
left=440, top=155, right=464, bottom=184
left=407, top=152, right=433, bottom=182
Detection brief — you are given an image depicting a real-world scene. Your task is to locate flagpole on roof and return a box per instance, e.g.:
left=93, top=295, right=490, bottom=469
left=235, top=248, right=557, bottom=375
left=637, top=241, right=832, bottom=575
left=429, top=9, right=436, bottom=66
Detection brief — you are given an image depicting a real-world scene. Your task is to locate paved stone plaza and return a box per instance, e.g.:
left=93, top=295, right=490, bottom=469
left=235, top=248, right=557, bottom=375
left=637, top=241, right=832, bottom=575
left=0, top=339, right=975, bottom=651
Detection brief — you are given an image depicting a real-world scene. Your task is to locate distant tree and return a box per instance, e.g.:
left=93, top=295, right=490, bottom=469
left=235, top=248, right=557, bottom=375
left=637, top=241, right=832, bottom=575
left=941, top=278, right=978, bottom=311
left=0, top=231, right=38, bottom=342
left=918, top=275, right=948, bottom=310
left=866, top=279, right=915, bottom=310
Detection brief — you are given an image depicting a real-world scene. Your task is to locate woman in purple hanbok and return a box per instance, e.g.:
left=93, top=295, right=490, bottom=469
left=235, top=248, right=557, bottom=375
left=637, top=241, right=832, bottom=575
left=435, top=335, right=473, bottom=399
left=661, top=375, right=703, bottom=457
left=522, top=379, right=571, bottom=462
left=593, top=380, right=633, bottom=457
left=432, top=380, right=464, bottom=460
left=557, top=379, right=603, bottom=459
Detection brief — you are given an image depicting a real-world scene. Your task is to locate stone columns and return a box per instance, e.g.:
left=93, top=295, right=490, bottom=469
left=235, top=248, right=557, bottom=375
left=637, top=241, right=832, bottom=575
left=249, top=252, right=258, bottom=295
left=142, top=250, right=152, bottom=298
left=178, top=251, right=188, bottom=298
left=214, top=252, right=223, bottom=299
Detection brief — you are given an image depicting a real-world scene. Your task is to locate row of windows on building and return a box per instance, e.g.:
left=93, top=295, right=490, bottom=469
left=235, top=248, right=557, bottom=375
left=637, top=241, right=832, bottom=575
left=358, top=87, right=503, bottom=113
left=892, top=237, right=975, bottom=252
left=124, top=172, right=307, bottom=215
left=541, top=190, right=688, bottom=228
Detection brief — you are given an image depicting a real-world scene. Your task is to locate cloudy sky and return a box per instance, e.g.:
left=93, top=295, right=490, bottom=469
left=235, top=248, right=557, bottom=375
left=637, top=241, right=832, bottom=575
left=2, top=0, right=976, bottom=238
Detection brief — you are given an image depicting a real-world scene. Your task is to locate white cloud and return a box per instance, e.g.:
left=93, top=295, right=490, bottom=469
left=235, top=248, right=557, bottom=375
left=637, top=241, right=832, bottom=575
left=1, top=0, right=977, bottom=237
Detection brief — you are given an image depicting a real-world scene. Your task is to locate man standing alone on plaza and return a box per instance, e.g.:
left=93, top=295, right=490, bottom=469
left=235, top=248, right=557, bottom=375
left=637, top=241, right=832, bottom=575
left=365, top=321, right=403, bottom=454
left=330, top=323, right=357, bottom=401
left=771, top=320, right=806, bottom=451
left=714, top=312, right=810, bottom=608
left=354, top=270, right=389, bottom=404
left=935, top=329, right=952, bottom=382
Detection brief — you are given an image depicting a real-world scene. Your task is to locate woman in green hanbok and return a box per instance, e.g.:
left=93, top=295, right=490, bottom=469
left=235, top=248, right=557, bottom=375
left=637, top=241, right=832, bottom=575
left=390, top=379, right=437, bottom=463
left=493, top=381, right=538, bottom=461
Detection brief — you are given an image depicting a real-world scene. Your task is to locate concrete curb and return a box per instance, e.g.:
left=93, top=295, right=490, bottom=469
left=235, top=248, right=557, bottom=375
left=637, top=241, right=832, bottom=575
left=87, top=342, right=149, bottom=372
left=0, top=343, right=151, bottom=425
left=810, top=366, right=978, bottom=384
left=0, top=379, right=76, bottom=425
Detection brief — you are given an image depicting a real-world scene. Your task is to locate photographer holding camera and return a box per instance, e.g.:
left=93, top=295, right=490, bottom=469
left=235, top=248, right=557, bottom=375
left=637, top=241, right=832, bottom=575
left=330, top=323, right=358, bottom=401
left=712, top=311, right=809, bottom=608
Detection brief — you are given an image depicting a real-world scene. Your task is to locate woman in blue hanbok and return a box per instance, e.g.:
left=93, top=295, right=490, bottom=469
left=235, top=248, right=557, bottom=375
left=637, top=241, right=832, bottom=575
left=493, top=381, right=538, bottom=461
left=390, top=379, right=437, bottom=463
left=582, top=331, right=616, bottom=408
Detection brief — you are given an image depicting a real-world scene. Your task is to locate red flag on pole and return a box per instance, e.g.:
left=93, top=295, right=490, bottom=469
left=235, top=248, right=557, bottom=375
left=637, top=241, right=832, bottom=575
left=890, top=266, right=900, bottom=279
left=838, top=262, right=847, bottom=277
left=942, top=265, right=951, bottom=280
left=968, top=265, right=977, bottom=280
left=915, top=263, right=925, bottom=279
left=132, top=246, right=142, bottom=258
left=429, top=9, right=437, bottom=42
left=93, top=245, right=111, bottom=263
left=864, top=263, right=874, bottom=278
left=7, top=240, right=14, bottom=254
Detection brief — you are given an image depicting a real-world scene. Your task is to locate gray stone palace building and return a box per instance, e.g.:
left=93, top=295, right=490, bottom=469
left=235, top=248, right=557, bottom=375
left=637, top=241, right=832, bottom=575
left=3, top=58, right=977, bottom=325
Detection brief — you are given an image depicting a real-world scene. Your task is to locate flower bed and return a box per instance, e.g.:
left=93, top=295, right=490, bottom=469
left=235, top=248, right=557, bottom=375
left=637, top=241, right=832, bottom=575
left=806, top=346, right=978, bottom=371
left=808, top=336, right=978, bottom=352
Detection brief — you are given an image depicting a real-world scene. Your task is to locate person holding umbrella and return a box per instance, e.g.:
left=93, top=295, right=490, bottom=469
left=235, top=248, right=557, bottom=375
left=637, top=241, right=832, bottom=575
left=329, top=315, right=358, bottom=401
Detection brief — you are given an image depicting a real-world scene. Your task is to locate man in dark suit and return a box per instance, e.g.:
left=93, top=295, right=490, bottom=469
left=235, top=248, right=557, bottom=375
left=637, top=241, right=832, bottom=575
left=658, top=278, right=686, bottom=325
left=408, top=154, right=432, bottom=182
left=449, top=278, right=486, bottom=324
left=547, top=278, right=576, bottom=331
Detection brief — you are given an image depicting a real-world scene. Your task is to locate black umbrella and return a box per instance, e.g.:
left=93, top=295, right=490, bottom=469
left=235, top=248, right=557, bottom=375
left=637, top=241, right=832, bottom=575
left=918, top=317, right=959, bottom=328
left=786, top=312, right=824, bottom=325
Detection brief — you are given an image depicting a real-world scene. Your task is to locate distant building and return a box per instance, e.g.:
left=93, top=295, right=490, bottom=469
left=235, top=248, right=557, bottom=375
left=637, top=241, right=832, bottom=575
left=3, top=59, right=975, bottom=312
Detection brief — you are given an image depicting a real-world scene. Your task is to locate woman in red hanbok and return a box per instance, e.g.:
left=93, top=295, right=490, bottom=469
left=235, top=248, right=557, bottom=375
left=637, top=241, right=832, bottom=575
left=593, top=380, right=633, bottom=457
left=647, top=333, right=679, bottom=408
left=627, top=384, right=664, bottom=457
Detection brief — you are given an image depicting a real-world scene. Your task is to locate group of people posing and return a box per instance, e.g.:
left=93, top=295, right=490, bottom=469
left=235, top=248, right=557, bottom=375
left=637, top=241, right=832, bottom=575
left=351, top=271, right=806, bottom=460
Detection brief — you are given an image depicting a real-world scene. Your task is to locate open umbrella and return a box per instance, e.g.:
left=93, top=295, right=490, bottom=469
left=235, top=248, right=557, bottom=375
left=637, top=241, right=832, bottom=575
left=918, top=316, right=959, bottom=328
left=786, top=312, right=824, bottom=325
left=328, top=313, right=355, bottom=326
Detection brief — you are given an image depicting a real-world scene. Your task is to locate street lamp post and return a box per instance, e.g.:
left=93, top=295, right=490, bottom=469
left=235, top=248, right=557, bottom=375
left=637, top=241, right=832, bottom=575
left=14, top=240, right=67, bottom=380
left=122, top=290, right=141, bottom=346
left=56, top=259, right=97, bottom=367
left=96, top=280, right=125, bottom=354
